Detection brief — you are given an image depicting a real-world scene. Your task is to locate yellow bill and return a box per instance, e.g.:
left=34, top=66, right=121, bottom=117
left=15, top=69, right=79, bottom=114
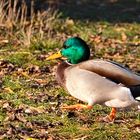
left=46, top=51, right=63, bottom=60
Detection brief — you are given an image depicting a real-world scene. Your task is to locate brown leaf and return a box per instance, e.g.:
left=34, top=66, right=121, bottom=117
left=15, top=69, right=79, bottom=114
left=0, top=134, right=6, bottom=139
left=33, top=78, right=48, bottom=85
left=4, top=112, right=15, bottom=121
left=90, top=35, right=102, bottom=44
left=25, top=106, right=45, bottom=114
left=136, top=127, right=140, bottom=133
left=47, top=136, right=53, bottom=140
left=3, top=102, right=10, bottom=109
left=26, top=122, right=33, bottom=129
left=121, top=32, right=127, bottom=41
left=0, top=39, right=9, bottom=44
left=16, top=113, right=27, bottom=123
left=0, top=71, right=5, bottom=77
left=7, top=127, right=13, bottom=135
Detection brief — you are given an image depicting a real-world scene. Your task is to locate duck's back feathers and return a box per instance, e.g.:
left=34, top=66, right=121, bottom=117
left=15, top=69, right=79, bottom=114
left=79, top=59, right=140, bottom=86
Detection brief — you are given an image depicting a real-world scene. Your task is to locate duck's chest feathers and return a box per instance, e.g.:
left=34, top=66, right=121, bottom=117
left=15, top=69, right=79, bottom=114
left=56, top=62, right=70, bottom=87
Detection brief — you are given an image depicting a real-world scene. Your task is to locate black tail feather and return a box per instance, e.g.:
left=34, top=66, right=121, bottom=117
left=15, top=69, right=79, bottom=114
left=129, top=85, right=140, bottom=101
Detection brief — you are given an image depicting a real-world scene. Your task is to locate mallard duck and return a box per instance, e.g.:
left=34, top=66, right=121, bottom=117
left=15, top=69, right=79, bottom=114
left=47, top=37, right=140, bottom=122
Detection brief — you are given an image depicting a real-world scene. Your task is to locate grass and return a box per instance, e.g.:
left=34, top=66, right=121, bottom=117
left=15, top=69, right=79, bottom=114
left=0, top=0, right=140, bottom=139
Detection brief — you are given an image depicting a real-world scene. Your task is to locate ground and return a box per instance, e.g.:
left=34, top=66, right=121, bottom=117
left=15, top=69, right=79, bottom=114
left=0, top=0, right=140, bottom=139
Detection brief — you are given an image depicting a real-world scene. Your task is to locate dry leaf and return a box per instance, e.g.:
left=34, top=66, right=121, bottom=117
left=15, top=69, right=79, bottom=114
left=33, top=79, right=48, bottom=84
left=90, top=35, right=102, bottom=44
left=3, top=102, right=10, bottom=109
left=25, top=106, right=45, bottom=114
left=47, top=136, right=53, bottom=140
left=121, top=32, right=127, bottom=41
left=0, top=39, right=9, bottom=44
left=16, top=113, right=27, bottom=123
left=4, top=112, right=15, bottom=121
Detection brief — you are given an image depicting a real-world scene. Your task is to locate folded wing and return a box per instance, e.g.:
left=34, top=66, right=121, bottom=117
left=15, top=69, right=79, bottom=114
left=79, top=59, right=140, bottom=86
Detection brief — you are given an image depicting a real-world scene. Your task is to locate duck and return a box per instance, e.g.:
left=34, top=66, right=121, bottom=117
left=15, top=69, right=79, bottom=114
left=47, top=37, right=140, bottom=122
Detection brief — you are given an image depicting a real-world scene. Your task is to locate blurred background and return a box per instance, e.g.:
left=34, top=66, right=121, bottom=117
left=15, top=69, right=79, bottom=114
left=19, top=0, right=140, bottom=22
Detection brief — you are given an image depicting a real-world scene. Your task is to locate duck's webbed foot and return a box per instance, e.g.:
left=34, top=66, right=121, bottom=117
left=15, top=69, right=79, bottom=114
left=61, top=104, right=92, bottom=111
left=99, top=107, right=117, bottom=123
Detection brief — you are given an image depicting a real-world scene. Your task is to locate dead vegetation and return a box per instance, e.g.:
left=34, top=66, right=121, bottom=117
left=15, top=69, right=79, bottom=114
left=0, top=0, right=60, bottom=47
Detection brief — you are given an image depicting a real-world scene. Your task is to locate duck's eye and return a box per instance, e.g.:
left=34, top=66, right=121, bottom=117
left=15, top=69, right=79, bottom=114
left=63, top=45, right=67, bottom=48
left=63, top=45, right=70, bottom=49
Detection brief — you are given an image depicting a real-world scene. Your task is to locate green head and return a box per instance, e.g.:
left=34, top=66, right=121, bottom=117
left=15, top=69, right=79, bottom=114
left=61, top=37, right=90, bottom=64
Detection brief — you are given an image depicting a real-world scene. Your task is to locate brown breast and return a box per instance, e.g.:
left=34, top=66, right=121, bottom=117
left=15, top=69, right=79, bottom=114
left=56, top=61, right=70, bottom=87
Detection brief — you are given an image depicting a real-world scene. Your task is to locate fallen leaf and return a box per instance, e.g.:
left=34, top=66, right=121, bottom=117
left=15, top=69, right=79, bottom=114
left=4, top=112, right=15, bottom=121
left=3, top=102, right=10, bottom=109
left=25, top=106, right=45, bottom=114
left=33, top=78, right=48, bottom=85
left=0, top=39, right=9, bottom=44
left=16, top=113, right=27, bottom=123
left=47, top=136, right=53, bottom=140
left=121, top=32, right=127, bottom=41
